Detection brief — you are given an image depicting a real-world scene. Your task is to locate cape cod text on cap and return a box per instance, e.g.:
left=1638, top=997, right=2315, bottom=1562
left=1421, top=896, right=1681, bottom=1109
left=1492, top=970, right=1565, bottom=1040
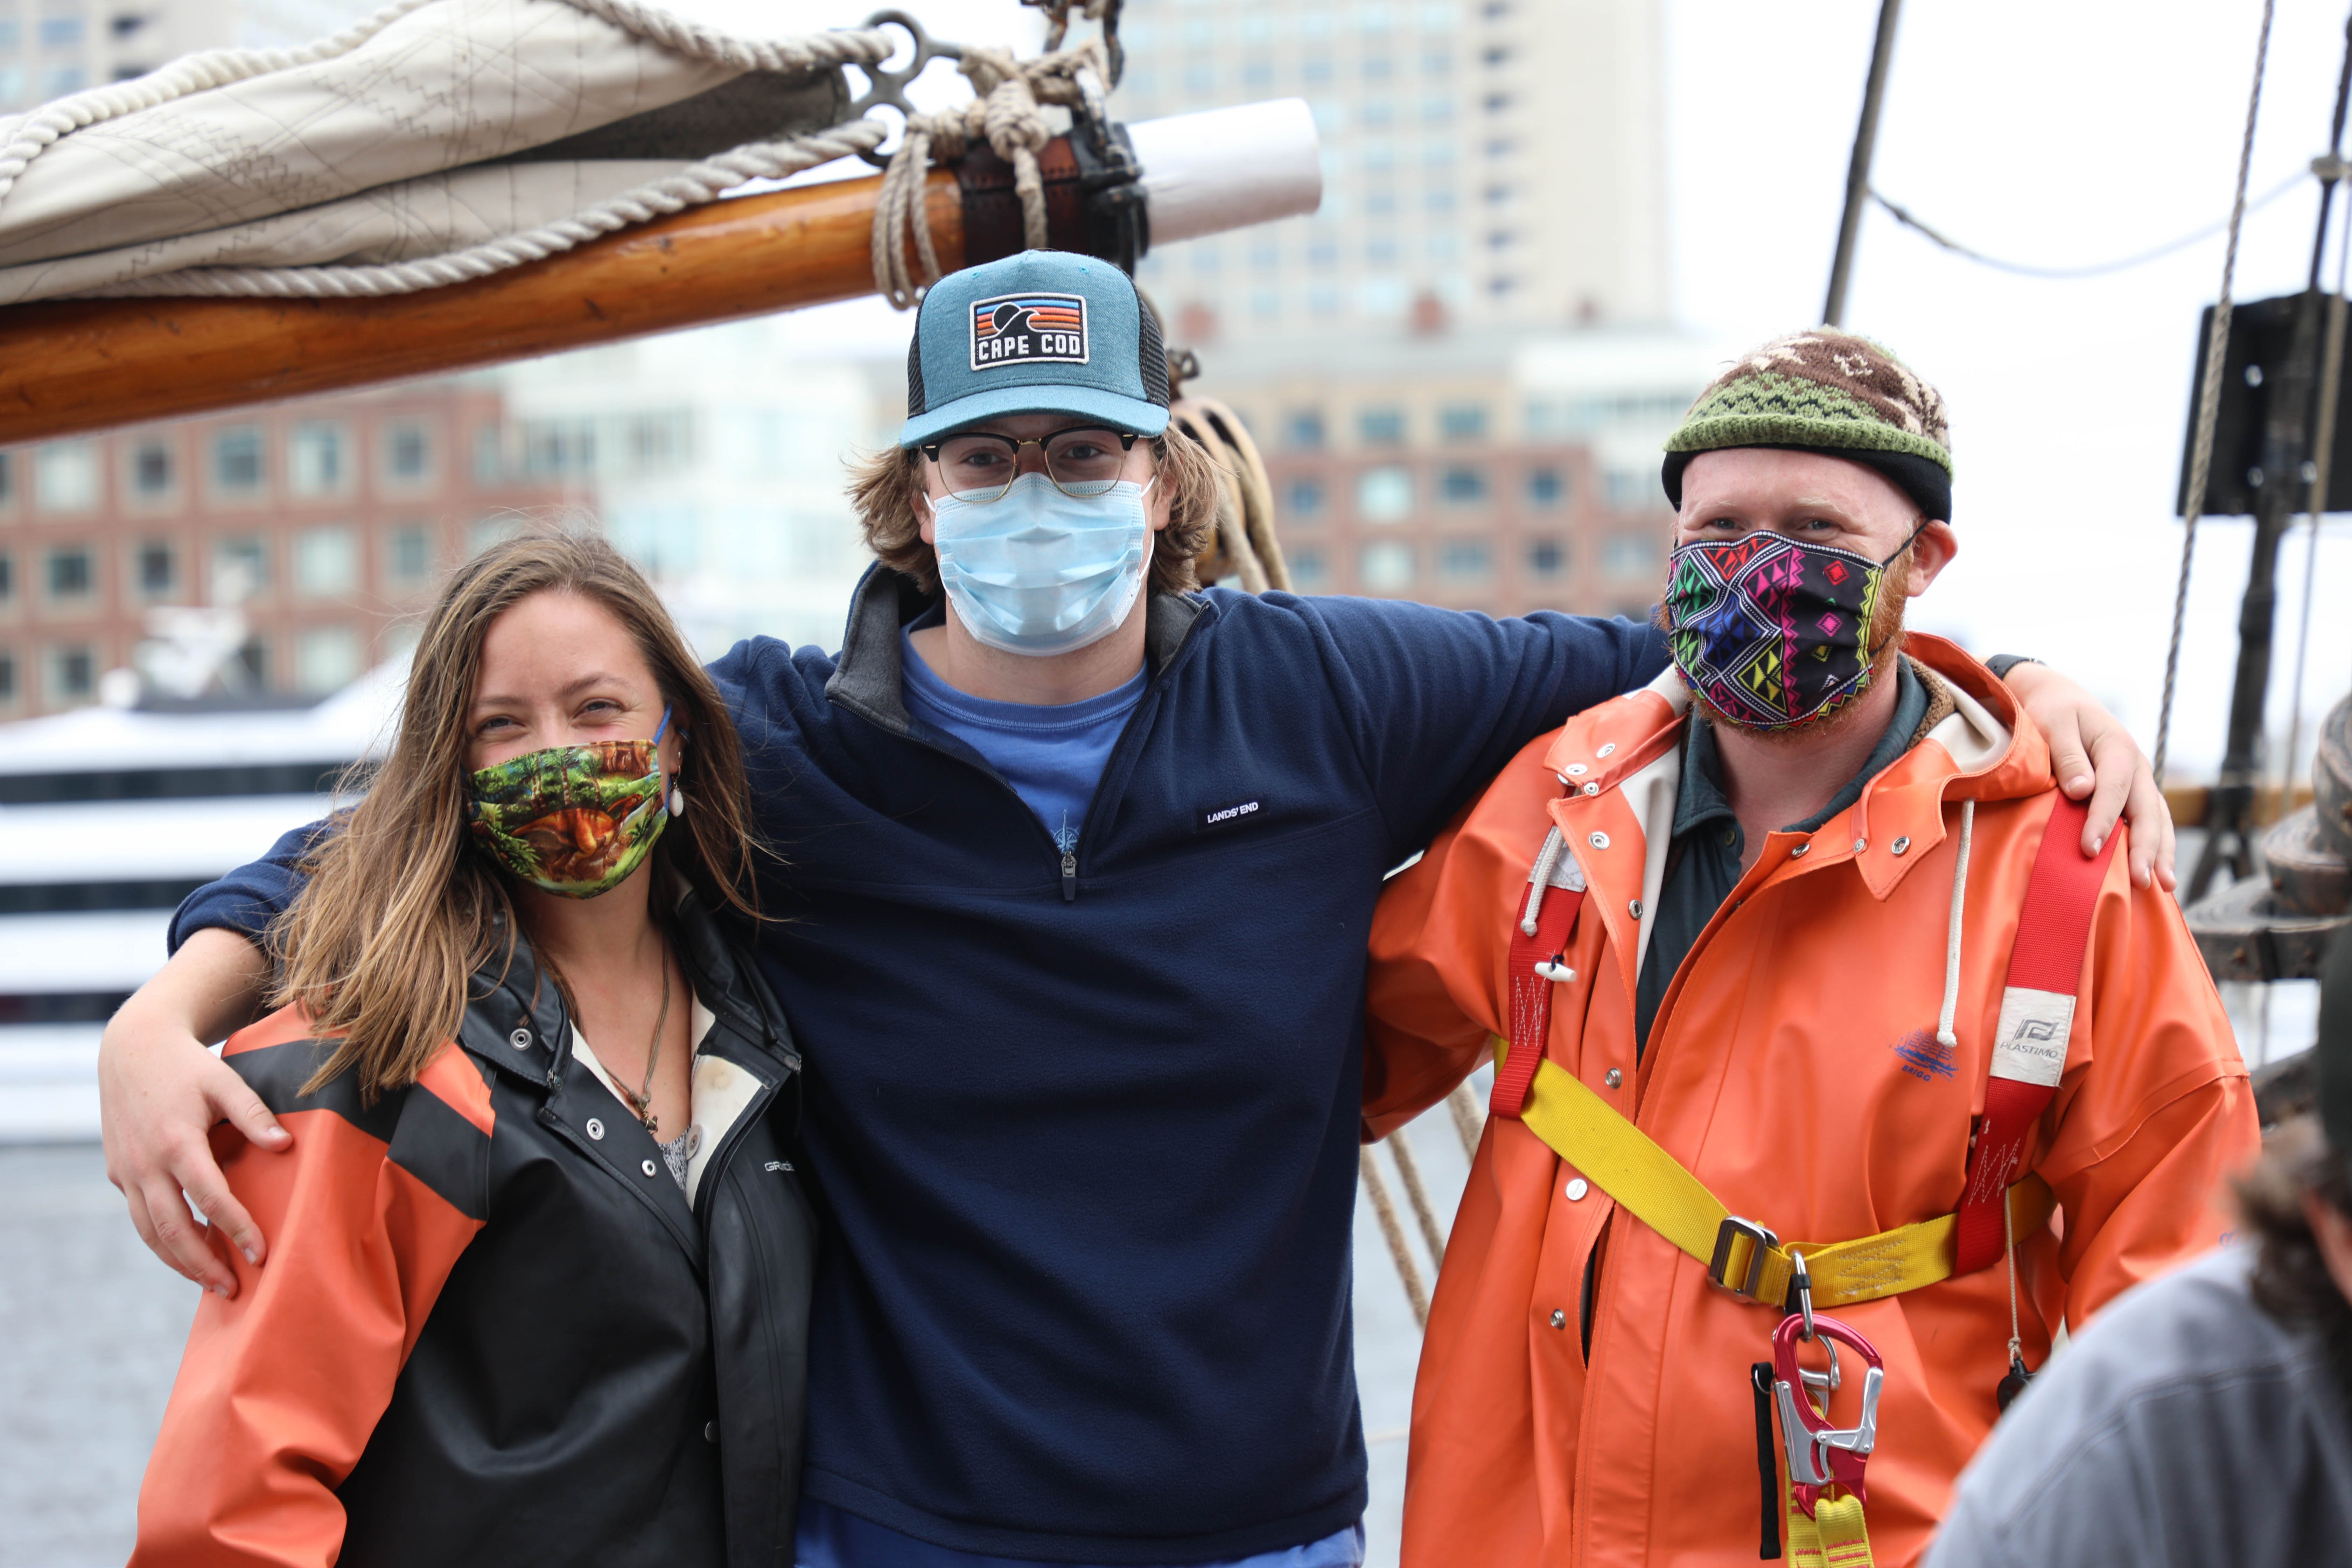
left=899, top=250, right=1172, bottom=448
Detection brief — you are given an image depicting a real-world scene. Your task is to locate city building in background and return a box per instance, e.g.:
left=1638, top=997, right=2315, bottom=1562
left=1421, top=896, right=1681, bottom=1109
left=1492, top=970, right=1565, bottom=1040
left=1197, top=321, right=1718, bottom=618
left=0, top=382, right=573, bottom=716
left=0, top=317, right=904, bottom=722
left=490, top=317, right=904, bottom=658
left=1116, top=0, right=1706, bottom=616
left=1120, top=0, right=1668, bottom=335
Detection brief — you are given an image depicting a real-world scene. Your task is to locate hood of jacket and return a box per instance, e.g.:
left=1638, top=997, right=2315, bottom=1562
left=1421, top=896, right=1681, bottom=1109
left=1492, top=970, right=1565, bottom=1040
left=1535, top=632, right=2047, bottom=994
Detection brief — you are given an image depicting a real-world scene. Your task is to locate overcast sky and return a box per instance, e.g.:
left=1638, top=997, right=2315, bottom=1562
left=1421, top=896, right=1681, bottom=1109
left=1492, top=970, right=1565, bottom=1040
left=692, top=0, right=2350, bottom=778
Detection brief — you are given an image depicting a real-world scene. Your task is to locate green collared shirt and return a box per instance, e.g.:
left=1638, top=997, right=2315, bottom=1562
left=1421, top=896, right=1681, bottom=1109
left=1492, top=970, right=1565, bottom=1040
left=1630, top=662, right=1932, bottom=1056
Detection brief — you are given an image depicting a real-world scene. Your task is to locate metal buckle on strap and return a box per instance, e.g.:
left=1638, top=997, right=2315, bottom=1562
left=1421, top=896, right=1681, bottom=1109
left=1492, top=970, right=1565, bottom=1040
left=1709, top=1215, right=1780, bottom=1301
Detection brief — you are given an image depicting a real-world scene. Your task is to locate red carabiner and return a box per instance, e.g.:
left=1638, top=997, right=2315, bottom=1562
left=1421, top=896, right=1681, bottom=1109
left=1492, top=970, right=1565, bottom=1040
left=1770, top=1312, right=1884, bottom=1516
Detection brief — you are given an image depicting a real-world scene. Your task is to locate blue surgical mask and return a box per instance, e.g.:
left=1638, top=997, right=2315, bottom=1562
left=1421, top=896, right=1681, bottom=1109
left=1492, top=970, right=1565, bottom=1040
left=930, top=471, right=1154, bottom=657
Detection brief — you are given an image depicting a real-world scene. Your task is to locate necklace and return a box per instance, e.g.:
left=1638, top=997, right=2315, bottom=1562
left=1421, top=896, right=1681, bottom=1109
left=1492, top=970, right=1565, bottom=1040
left=620, top=956, right=673, bottom=1134
left=546, top=942, right=673, bottom=1135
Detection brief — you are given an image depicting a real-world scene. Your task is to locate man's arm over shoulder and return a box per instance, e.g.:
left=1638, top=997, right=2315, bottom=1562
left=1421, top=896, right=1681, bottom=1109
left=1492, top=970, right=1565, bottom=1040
left=1273, top=592, right=1665, bottom=860
left=168, top=820, right=333, bottom=953
left=2038, top=835, right=2261, bottom=1324
left=1364, top=732, right=1568, bottom=1138
left=132, top=1015, right=489, bottom=1568
left=701, top=633, right=810, bottom=754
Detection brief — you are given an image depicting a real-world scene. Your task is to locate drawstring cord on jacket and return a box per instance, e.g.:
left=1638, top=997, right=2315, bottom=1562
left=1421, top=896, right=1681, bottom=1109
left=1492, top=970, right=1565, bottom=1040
left=1522, top=826, right=1579, bottom=983
left=1522, top=826, right=1569, bottom=935
left=1934, top=800, right=1976, bottom=1051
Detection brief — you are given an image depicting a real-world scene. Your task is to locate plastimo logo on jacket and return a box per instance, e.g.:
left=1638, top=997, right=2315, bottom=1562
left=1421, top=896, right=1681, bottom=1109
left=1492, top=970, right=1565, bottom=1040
left=969, top=292, right=1089, bottom=369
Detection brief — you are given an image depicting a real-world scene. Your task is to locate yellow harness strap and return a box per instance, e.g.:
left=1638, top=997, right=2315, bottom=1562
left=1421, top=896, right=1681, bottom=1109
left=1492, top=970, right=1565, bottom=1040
left=1787, top=1491, right=1875, bottom=1568
left=1492, top=1037, right=2053, bottom=1307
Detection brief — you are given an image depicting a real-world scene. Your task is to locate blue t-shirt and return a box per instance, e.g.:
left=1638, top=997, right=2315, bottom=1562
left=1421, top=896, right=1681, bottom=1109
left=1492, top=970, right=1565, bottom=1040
left=900, top=627, right=1146, bottom=855
left=797, top=1500, right=1364, bottom=1568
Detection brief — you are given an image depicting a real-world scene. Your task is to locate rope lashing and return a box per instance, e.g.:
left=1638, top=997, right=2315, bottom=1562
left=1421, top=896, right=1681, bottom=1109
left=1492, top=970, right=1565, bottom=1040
left=1444, top=1082, right=1486, bottom=1162
left=1359, top=1144, right=1430, bottom=1327
left=1386, top=1131, right=1448, bottom=1265
left=2155, top=0, right=2277, bottom=787
left=870, top=37, right=1112, bottom=309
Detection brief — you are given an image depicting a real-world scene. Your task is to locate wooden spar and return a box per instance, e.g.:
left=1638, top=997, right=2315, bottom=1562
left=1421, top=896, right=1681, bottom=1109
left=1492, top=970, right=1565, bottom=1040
left=0, top=168, right=963, bottom=446
left=2165, top=782, right=2312, bottom=829
left=0, top=96, right=1325, bottom=444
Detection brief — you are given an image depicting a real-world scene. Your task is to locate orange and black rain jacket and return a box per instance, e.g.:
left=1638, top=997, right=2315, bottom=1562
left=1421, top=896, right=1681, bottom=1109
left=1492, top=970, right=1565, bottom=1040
left=133, top=896, right=819, bottom=1568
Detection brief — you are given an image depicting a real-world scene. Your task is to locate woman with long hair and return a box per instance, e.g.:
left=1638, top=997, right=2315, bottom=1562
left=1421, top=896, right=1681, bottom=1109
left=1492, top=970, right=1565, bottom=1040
left=131, top=530, right=814, bottom=1568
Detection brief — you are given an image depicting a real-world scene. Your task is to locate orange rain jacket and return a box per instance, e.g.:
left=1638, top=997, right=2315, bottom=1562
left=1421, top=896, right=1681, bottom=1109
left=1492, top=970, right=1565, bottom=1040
left=1362, top=636, right=2259, bottom=1568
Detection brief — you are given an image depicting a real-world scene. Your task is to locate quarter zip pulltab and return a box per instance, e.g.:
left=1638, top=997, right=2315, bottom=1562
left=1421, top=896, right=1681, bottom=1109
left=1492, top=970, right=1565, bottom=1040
left=1061, top=849, right=1078, bottom=902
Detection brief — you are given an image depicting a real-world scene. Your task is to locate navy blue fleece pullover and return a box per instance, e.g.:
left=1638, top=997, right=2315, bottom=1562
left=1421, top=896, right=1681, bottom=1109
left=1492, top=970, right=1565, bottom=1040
left=172, top=569, right=1665, bottom=1563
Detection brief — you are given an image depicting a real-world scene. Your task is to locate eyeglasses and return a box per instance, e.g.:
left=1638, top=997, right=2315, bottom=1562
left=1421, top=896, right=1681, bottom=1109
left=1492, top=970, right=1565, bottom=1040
left=919, top=425, right=1143, bottom=503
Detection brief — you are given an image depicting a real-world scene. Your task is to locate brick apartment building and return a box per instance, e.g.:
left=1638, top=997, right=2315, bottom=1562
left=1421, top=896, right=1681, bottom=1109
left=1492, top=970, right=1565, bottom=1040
left=1192, top=320, right=1715, bottom=623
left=1256, top=420, right=1670, bottom=621
left=0, top=381, right=574, bottom=717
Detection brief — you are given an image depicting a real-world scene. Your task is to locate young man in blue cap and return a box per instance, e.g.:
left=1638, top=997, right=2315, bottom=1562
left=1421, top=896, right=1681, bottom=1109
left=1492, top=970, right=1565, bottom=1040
left=101, top=252, right=2170, bottom=1566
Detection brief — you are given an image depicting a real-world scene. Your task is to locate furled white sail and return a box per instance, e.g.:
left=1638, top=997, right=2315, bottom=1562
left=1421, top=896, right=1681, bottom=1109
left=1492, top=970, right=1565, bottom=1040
left=0, top=0, right=890, bottom=303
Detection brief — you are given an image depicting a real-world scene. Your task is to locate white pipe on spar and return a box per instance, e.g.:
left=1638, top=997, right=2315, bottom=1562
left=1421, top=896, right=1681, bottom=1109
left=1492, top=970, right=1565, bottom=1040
left=1126, top=98, right=1323, bottom=246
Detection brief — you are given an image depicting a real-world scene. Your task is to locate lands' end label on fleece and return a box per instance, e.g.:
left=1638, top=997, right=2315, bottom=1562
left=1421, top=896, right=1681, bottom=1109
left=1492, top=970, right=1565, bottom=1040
left=1198, top=799, right=1262, bottom=832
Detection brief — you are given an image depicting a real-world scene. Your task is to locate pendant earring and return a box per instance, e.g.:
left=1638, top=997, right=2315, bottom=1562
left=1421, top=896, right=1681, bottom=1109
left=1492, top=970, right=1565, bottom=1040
left=668, top=784, right=685, bottom=818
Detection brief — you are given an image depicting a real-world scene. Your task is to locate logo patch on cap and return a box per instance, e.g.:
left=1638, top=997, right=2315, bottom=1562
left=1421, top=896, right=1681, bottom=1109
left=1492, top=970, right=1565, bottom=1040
left=969, top=293, right=1090, bottom=371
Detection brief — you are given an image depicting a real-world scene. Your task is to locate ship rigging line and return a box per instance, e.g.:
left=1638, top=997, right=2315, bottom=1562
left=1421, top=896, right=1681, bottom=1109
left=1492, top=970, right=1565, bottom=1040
left=2155, top=0, right=2278, bottom=789
left=1868, top=172, right=2304, bottom=282
left=2276, top=196, right=2350, bottom=823
left=2275, top=23, right=2352, bottom=824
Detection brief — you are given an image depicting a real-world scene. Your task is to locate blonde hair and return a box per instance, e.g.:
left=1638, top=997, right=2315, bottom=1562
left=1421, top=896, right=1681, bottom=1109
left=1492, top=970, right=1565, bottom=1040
left=848, top=423, right=1225, bottom=598
left=274, top=528, right=764, bottom=1100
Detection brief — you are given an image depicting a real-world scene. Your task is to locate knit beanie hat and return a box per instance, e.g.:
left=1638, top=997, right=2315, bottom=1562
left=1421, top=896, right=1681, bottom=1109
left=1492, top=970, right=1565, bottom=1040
left=1661, top=330, right=1954, bottom=523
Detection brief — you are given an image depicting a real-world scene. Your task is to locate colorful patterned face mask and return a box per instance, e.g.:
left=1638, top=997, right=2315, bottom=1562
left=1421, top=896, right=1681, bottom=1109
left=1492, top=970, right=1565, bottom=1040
left=467, top=709, right=670, bottom=898
left=1662, top=528, right=1919, bottom=732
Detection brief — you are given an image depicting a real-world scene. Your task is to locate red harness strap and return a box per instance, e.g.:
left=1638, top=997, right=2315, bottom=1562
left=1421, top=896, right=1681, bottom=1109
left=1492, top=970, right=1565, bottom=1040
left=1493, top=829, right=1584, bottom=1119
left=1952, top=794, right=2118, bottom=1274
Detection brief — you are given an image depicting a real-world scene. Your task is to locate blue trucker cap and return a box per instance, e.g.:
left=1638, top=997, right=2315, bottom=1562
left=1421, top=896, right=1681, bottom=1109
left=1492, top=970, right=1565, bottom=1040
left=898, top=250, right=1171, bottom=448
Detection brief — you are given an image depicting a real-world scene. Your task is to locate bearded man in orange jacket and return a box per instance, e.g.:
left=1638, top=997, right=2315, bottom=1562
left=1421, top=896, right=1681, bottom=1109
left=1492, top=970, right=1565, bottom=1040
left=1363, top=331, right=2260, bottom=1568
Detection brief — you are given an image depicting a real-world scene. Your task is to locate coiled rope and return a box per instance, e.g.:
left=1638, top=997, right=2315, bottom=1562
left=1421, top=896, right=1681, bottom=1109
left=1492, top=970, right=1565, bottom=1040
left=1168, top=380, right=1293, bottom=592
left=2155, top=0, right=2278, bottom=787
